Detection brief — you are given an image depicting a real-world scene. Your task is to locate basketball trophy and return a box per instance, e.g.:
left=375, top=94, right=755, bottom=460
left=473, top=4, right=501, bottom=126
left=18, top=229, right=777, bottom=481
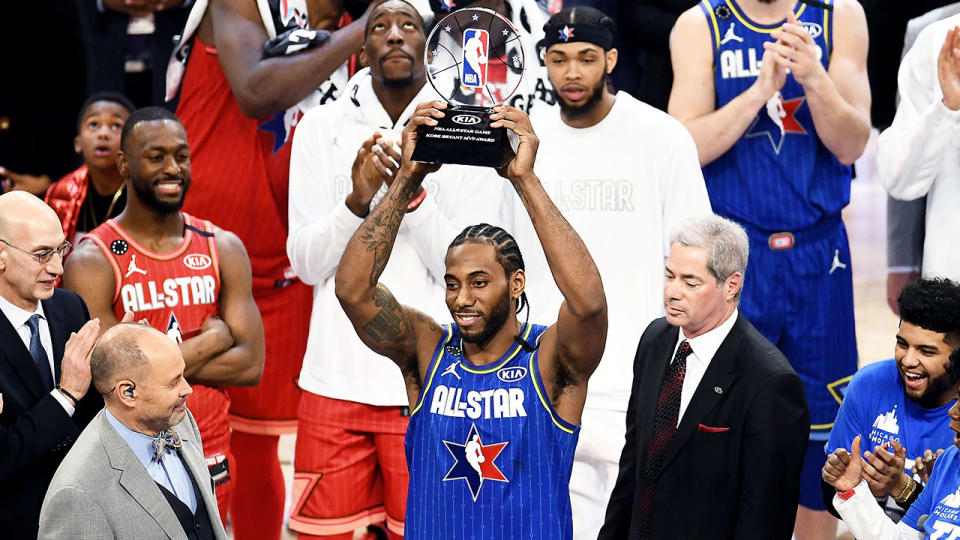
left=411, top=8, right=525, bottom=168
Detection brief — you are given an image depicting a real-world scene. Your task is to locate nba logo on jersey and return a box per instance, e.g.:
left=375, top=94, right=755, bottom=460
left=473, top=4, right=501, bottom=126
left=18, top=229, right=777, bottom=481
left=461, top=29, right=489, bottom=88
left=439, top=0, right=455, bottom=10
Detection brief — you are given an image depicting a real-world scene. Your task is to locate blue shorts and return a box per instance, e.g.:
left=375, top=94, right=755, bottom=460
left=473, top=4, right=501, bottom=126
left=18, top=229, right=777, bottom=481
left=799, top=439, right=828, bottom=510
left=738, top=216, right=858, bottom=440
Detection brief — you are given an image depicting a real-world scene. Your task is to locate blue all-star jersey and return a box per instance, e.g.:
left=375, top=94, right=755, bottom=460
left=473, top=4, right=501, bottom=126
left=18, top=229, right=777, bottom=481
left=404, top=323, right=580, bottom=540
left=699, top=0, right=851, bottom=231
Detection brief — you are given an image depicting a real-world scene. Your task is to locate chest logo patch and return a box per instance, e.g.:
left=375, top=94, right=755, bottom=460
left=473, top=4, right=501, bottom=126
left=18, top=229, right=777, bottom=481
left=745, top=92, right=807, bottom=154
left=442, top=423, right=508, bottom=501
left=183, top=253, right=212, bottom=271
left=110, top=239, right=128, bottom=255
left=497, top=366, right=527, bottom=383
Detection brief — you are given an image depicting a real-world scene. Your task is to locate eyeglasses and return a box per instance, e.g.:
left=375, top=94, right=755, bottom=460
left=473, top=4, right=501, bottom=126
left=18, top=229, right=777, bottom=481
left=0, top=239, right=72, bottom=264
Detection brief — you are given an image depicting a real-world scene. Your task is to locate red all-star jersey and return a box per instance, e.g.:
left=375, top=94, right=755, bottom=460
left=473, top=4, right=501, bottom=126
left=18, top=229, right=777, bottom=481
left=82, top=213, right=230, bottom=447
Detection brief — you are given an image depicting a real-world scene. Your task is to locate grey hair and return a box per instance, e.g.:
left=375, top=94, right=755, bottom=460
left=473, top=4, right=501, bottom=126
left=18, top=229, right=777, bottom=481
left=670, top=215, right=749, bottom=296
left=90, top=323, right=150, bottom=393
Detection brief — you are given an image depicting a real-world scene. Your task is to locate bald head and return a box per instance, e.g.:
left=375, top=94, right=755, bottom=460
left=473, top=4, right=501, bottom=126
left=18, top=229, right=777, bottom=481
left=91, top=324, right=173, bottom=394
left=0, top=191, right=61, bottom=242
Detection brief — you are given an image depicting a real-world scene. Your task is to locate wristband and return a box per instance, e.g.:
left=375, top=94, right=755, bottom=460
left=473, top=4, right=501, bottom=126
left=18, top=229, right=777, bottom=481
left=406, top=188, right=427, bottom=212
left=837, top=487, right=857, bottom=500
left=57, top=386, right=80, bottom=406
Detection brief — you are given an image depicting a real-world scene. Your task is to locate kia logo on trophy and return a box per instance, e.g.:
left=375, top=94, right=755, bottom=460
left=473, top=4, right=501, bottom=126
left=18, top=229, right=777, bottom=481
left=452, top=114, right=481, bottom=126
left=411, top=7, right=525, bottom=168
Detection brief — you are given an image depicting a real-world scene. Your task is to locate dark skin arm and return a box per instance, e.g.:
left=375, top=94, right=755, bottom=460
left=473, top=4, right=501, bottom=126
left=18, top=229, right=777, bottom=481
left=490, top=105, right=608, bottom=425
left=198, top=0, right=370, bottom=119
left=183, top=228, right=265, bottom=386
left=63, top=230, right=264, bottom=386
left=334, top=102, right=446, bottom=405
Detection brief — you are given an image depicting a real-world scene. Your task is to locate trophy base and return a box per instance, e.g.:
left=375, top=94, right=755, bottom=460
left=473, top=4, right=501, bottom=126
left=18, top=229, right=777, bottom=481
left=411, top=105, right=517, bottom=168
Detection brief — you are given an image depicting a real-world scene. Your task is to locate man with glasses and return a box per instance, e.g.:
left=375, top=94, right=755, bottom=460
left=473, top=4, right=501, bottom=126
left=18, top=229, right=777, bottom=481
left=0, top=190, right=104, bottom=539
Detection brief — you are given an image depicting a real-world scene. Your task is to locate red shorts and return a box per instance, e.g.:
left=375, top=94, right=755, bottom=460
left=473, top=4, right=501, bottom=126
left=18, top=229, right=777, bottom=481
left=290, top=392, right=409, bottom=537
left=227, top=281, right=311, bottom=435
left=187, top=385, right=233, bottom=523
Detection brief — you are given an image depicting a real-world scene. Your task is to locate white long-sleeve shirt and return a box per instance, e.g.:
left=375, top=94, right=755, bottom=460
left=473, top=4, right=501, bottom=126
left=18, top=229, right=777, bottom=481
left=509, top=92, right=712, bottom=412
left=833, top=480, right=924, bottom=540
left=287, top=68, right=506, bottom=405
left=878, top=14, right=960, bottom=282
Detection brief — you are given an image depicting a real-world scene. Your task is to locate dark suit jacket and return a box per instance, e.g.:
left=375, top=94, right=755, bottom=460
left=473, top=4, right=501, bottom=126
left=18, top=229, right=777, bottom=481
left=0, top=289, right=102, bottom=540
left=599, top=314, right=810, bottom=540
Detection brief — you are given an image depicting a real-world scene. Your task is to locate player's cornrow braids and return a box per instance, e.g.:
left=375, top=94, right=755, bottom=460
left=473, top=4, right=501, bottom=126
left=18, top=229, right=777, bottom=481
left=449, top=223, right=529, bottom=316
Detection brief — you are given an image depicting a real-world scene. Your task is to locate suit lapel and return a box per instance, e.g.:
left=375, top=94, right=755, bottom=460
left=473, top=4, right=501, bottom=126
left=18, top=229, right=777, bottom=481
left=174, top=417, right=225, bottom=538
left=0, top=304, right=45, bottom=398
left=658, top=315, right=746, bottom=476
left=42, top=296, right=68, bottom=383
left=98, top=412, right=184, bottom=539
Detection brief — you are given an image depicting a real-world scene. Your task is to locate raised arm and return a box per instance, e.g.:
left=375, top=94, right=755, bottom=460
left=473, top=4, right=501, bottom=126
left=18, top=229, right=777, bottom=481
left=879, top=24, right=960, bottom=201
left=668, top=8, right=786, bottom=166
left=180, top=229, right=265, bottom=386
left=208, top=0, right=368, bottom=118
left=334, top=101, right=447, bottom=387
left=489, top=105, right=607, bottom=423
left=765, top=4, right=870, bottom=164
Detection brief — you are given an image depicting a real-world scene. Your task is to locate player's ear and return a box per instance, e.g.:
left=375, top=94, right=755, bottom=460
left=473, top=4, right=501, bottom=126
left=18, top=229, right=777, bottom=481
left=605, top=48, right=618, bottom=74
left=117, top=150, right=129, bottom=179
left=511, top=269, right=525, bottom=301
left=360, top=46, right=369, bottom=69
left=74, top=135, right=82, bottom=155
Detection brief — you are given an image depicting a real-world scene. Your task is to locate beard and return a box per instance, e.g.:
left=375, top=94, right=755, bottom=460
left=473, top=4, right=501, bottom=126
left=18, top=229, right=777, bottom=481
left=909, top=370, right=956, bottom=408
left=556, top=68, right=608, bottom=121
left=133, top=175, right=190, bottom=214
left=458, top=291, right=512, bottom=345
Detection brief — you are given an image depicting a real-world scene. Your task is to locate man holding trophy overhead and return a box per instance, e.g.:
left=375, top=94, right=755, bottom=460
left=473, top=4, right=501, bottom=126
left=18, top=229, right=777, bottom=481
left=287, top=2, right=506, bottom=537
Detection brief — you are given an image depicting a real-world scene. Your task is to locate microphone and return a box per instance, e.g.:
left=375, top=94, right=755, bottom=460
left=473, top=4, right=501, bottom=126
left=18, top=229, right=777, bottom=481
left=917, top=514, right=929, bottom=532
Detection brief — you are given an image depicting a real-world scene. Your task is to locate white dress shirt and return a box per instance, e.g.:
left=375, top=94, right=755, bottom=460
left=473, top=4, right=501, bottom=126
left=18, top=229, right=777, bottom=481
left=671, top=309, right=739, bottom=424
left=0, top=293, right=74, bottom=415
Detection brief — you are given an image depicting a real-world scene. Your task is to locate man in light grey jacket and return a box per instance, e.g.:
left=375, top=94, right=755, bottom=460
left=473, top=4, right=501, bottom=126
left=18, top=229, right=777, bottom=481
left=38, top=323, right=226, bottom=539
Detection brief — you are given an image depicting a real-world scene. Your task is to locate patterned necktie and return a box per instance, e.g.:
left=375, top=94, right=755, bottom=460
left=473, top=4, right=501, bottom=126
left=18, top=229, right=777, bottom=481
left=25, top=314, right=53, bottom=391
left=152, top=429, right=182, bottom=462
left=636, top=340, right=692, bottom=539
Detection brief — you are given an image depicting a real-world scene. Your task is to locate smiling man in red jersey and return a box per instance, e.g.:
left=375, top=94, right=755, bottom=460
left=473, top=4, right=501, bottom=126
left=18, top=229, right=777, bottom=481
left=63, top=107, right=265, bottom=525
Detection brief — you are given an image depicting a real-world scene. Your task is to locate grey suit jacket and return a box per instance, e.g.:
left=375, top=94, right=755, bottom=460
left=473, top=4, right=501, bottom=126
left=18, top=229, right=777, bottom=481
left=37, top=408, right=227, bottom=539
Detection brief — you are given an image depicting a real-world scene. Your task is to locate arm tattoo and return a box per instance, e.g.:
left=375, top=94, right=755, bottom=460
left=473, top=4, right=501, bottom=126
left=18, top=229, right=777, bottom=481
left=358, top=177, right=417, bottom=286
left=362, top=285, right=408, bottom=342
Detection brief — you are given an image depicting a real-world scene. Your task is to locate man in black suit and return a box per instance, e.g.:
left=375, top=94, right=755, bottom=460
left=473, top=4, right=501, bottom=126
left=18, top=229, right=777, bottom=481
left=599, top=214, right=810, bottom=540
left=0, top=191, right=103, bottom=539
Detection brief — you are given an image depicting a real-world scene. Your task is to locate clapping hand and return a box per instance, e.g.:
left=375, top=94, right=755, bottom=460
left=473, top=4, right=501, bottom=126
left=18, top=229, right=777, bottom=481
left=862, top=440, right=907, bottom=497
left=823, top=435, right=863, bottom=493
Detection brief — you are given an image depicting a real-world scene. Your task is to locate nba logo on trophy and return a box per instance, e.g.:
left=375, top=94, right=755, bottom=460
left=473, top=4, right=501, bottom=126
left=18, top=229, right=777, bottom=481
left=461, top=29, right=489, bottom=88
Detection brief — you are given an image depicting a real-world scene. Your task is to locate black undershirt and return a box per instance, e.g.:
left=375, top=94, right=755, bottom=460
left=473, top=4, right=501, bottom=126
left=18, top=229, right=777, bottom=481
left=78, top=187, right=126, bottom=234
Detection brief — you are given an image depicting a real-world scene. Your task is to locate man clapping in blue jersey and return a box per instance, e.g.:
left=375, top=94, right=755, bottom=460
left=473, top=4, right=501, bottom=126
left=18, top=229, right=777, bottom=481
left=669, top=0, right=871, bottom=537
left=335, top=100, right=607, bottom=540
